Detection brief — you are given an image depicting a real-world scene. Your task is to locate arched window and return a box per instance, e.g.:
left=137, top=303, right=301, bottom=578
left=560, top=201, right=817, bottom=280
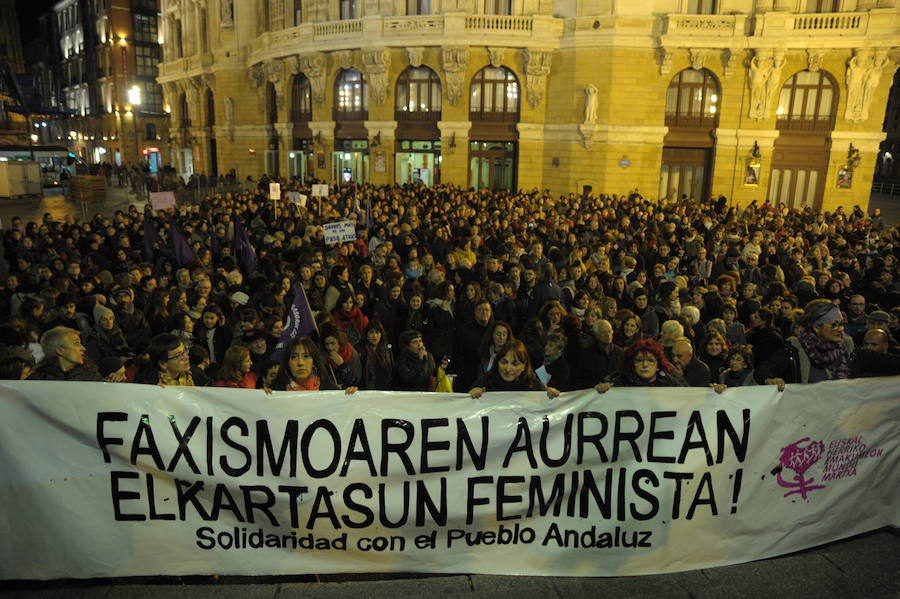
left=776, top=70, right=837, bottom=131
left=266, top=82, right=278, bottom=125
left=334, top=68, right=367, bottom=120
left=469, top=66, right=519, bottom=120
left=291, top=74, right=312, bottom=122
left=665, top=68, right=719, bottom=128
left=179, top=93, right=190, bottom=128
left=396, top=67, right=441, bottom=118
left=206, top=90, right=215, bottom=127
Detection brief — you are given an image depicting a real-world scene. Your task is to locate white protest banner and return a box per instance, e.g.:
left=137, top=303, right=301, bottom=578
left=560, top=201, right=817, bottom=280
left=286, top=192, right=307, bottom=206
left=1, top=379, right=898, bottom=581
left=269, top=182, right=281, bottom=200
left=149, top=191, right=176, bottom=210
left=311, top=184, right=329, bottom=197
left=323, top=220, right=356, bottom=244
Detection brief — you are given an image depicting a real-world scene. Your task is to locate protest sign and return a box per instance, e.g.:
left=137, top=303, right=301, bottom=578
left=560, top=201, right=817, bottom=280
left=1, top=379, right=898, bottom=581
left=323, top=220, right=356, bottom=244
left=149, top=191, right=176, bottom=210
left=269, top=182, right=281, bottom=200
left=286, top=192, right=307, bottom=206
left=311, top=184, right=329, bottom=197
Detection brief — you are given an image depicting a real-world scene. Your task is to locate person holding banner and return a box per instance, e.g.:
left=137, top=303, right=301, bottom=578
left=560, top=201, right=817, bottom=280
left=271, top=336, right=353, bottom=393
left=319, top=323, right=362, bottom=391
left=469, top=340, right=560, bottom=399
left=133, top=333, right=196, bottom=386
left=213, top=346, right=260, bottom=390
left=594, top=339, right=687, bottom=393
left=757, top=299, right=854, bottom=390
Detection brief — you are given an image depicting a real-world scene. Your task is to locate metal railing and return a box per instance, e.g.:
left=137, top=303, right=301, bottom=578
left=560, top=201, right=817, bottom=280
left=871, top=181, right=900, bottom=196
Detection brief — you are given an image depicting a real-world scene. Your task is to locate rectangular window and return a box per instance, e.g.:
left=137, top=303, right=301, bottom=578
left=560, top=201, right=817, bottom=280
left=340, top=0, right=358, bottom=19
left=133, top=14, right=158, bottom=43
left=407, top=0, right=431, bottom=15
left=140, top=82, right=163, bottom=112
left=135, top=46, right=160, bottom=77
left=485, top=0, right=511, bottom=14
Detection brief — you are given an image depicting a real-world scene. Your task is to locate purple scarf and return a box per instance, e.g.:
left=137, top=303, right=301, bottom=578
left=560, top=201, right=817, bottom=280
left=797, top=328, right=850, bottom=380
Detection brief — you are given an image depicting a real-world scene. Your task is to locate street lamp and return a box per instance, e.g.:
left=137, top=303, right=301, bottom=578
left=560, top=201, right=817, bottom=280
left=128, top=85, right=142, bottom=164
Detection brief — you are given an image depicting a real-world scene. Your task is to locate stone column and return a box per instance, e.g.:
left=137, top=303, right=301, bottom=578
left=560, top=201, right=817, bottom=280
left=437, top=120, right=472, bottom=188
left=822, top=131, right=886, bottom=212
left=713, top=128, right=779, bottom=207
left=365, top=120, right=397, bottom=186
left=308, top=120, right=336, bottom=181
left=517, top=122, right=545, bottom=192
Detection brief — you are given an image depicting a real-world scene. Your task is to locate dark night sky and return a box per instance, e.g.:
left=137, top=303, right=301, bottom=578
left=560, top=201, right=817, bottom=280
left=16, top=0, right=54, bottom=44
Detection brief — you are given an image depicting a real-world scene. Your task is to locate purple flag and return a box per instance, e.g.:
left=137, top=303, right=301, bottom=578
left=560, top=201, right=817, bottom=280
left=233, top=216, right=257, bottom=275
left=167, top=217, right=196, bottom=268
left=142, top=217, right=163, bottom=261
left=271, top=284, right=317, bottom=362
left=366, top=197, right=374, bottom=231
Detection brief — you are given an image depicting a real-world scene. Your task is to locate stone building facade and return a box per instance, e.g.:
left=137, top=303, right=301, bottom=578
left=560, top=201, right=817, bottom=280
left=157, top=0, right=898, bottom=210
left=53, top=0, right=169, bottom=169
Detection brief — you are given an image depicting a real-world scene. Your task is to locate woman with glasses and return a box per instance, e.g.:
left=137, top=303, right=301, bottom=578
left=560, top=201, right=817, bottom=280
left=756, top=299, right=854, bottom=390
left=134, top=333, right=197, bottom=386
left=594, top=339, right=687, bottom=393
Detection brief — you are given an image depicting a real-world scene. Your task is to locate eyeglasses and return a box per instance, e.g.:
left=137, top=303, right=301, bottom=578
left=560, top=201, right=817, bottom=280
left=634, top=357, right=657, bottom=363
left=824, top=321, right=845, bottom=330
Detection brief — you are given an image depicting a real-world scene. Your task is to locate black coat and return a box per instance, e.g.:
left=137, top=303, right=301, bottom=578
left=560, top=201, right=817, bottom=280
left=470, top=370, right=545, bottom=393
left=395, top=348, right=435, bottom=391
left=28, top=362, right=103, bottom=381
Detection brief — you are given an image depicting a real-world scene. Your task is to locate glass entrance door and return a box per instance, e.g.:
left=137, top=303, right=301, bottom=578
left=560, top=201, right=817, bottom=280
left=397, top=152, right=439, bottom=186
left=659, top=147, right=710, bottom=200
left=768, top=167, right=821, bottom=209
left=469, top=141, right=516, bottom=191
left=332, top=151, right=369, bottom=183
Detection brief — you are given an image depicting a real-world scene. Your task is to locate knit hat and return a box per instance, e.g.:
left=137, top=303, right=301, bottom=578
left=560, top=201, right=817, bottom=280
left=93, top=303, right=114, bottom=325
left=866, top=310, right=890, bottom=324
left=230, top=291, right=250, bottom=306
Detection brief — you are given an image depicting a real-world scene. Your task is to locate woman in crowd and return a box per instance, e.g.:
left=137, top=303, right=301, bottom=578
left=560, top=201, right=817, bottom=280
left=213, top=345, right=258, bottom=389
left=194, top=305, right=231, bottom=366
left=718, top=345, right=757, bottom=388
left=757, top=299, right=855, bottom=390
left=358, top=320, right=394, bottom=390
left=271, top=336, right=342, bottom=391
left=595, top=339, right=687, bottom=392
left=319, top=323, right=362, bottom=390
left=86, top=304, right=133, bottom=364
left=331, top=289, right=369, bottom=346
left=469, top=340, right=560, bottom=399
left=477, top=320, right=516, bottom=377
left=697, top=330, right=729, bottom=381
left=614, top=310, right=643, bottom=348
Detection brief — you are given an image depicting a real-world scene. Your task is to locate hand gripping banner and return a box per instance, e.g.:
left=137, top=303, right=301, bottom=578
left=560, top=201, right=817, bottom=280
left=1, top=378, right=898, bottom=580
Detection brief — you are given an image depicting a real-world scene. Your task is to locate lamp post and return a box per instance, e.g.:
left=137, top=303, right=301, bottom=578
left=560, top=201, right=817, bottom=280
left=128, top=85, right=142, bottom=196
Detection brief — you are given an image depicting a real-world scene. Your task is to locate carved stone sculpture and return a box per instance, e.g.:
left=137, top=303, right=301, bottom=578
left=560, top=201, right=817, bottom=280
left=407, top=47, right=424, bottom=68
left=584, top=85, right=598, bottom=125
left=690, top=49, right=708, bottom=71
left=807, top=49, right=823, bottom=73
left=299, top=53, right=327, bottom=106
left=220, top=0, right=233, bottom=28
left=362, top=48, right=391, bottom=106
left=441, top=46, right=468, bottom=106
left=845, top=48, right=890, bottom=122
left=748, top=49, right=785, bottom=120
left=488, top=47, right=505, bottom=69
left=524, top=48, right=553, bottom=109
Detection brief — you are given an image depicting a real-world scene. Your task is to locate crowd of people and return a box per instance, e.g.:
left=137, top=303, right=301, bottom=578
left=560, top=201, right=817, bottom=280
left=0, top=179, right=898, bottom=397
